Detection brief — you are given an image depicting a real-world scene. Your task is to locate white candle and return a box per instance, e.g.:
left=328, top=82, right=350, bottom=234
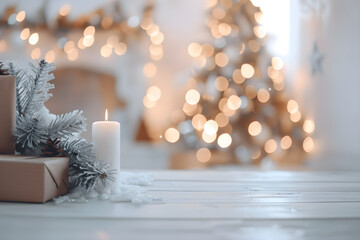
left=92, top=109, right=120, bottom=190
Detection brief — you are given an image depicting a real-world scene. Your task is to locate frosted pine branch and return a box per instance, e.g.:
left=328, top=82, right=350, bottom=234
left=14, top=115, right=47, bottom=152
left=60, top=138, right=116, bottom=190
left=6, top=59, right=115, bottom=191
left=48, top=110, right=86, bottom=139
left=23, top=60, right=55, bottom=116
left=69, top=161, right=116, bottom=190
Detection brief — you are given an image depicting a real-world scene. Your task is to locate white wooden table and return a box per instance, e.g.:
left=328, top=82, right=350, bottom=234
left=1, top=170, right=360, bottom=240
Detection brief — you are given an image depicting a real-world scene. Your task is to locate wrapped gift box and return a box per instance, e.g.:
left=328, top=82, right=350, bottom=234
left=0, top=155, right=69, bottom=203
left=0, top=75, right=16, bottom=154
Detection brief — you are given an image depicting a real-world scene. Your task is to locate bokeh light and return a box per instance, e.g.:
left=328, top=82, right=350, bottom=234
left=196, top=148, right=211, bottom=162
left=303, top=137, right=314, bottom=153
left=165, top=128, right=180, bottom=143
left=185, top=89, right=201, bottom=105
left=264, top=139, right=277, bottom=153
left=218, top=133, right=232, bottom=148
left=248, top=121, right=262, bottom=136
left=241, top=63, right=255, bottom=78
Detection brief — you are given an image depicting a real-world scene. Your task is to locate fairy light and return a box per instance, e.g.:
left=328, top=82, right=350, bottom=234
left=245, top=85, right=257, bottom=99
left=232, top=69, right=246, bottom=84
left=272, top=57, right=284, bottom=70
left=253, top=26, right=266, bottom=38
left=185, top=89, right=201, bottom=105
left=206, top=0, right=218, bottom=9
left=215, top=76, right=229, bottom=91
left=241, top=63, right=255, bottom=78
left=188, top=42, right=202, bottom=57
left=248, top=121, right=262, bottom=136
left=0, top=40, right=7, bottom=52
left=140, top=18, right=153, bottom=30
left=290, top=110, right=301, bottom=122
left=20, top=28, right=30, bottom=40
left=254, top=11, right=264, bottom=24
left=201, top=43, right=214, bottom=57
left=196, top=148, right=211, bottom=163
left=100, top=44, right=113, bottom=58
left=67, top=48, right=78, bottom=61
left=143, top=96, right=157, bottom=109
left=31, top=48, right=41, bottom=60
left=149, top=44, right=163, bottom=57
left=192, top=114, right=206, bottom=131
left=265, top=139, right=277, bottom=153
left=146, top=86, right=161, bottom=102
left=64, top=41, right=75, bottom=53
left=143, top=62, right=157, bottom=78
left=114, top=42, right=127, bottom=55
left=287, top=100, right=299, bottom=114
left=227, top=95, right=241, bottom=110
left=84, top=26, right=95, bottom=36
left=28, top=33, right=39, bottom=45
left=248, top=40, right=260, bottom=52
left=83, top=35, right=94, bottom=47
left=303, top=120, right=315, bottom=133
left=280, top=136, right=292, bottom=150
left=202, top=131, right=217, bottom=143
left=78, top=37, right=85, bottom=49
left=218, top=133, right=232, bottom=148
left=45, top=50, right=55, bottom=63
left=303, top=137, right=314, bottom=153
left=251, top=149, right=261, bottom=160
left=204, top=120, right=218, bottom=135
left=215, top=52, right=229, bottom=67
left=257, top=88, right=270, bottom=103
left=183, top=102, right=198, bottom=116
left=218, top=23, right=232, bottom=36
left=101, top=16, right=113, bottom=29
left=16, top=11, right=26, bottom=22
left=146, top=24, right=160, bottom=37
left=59, top=5, right=71, bottom=16
left=151, top=32, right=164, bottom=45
left=215, top=112, right=229, bottom=127
left=212, top=7, right=226, bottom=19
left=107, top=35, right=119, bottom=47
left=164, top=128, right=180, bottom=143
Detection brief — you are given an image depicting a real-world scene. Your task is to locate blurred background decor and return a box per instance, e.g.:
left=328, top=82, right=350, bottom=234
left=1, top=0, right=359, bottom=170
left=165, top=0, right=313, bottom=169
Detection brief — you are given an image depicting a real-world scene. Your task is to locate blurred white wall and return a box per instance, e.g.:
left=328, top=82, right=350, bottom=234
left=289, top=0, right=360, bottom=170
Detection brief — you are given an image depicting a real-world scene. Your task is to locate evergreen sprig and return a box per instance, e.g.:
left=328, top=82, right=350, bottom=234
left=1, top=60, right=115, bottom=190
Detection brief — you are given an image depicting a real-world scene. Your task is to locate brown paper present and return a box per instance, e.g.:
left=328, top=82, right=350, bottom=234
left=0, top=76, right=16, bottom=154
left=0, top=155, right=69, bottom=203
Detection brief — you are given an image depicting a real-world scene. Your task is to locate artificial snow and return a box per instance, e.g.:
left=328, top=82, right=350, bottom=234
left=54, top=171, right=162, bottom=205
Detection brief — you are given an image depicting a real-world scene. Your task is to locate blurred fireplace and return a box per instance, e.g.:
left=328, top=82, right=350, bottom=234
left=45, top=67, right=125, bottom=141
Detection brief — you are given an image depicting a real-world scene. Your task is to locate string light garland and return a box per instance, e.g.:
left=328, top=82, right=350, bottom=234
left=165, top=0, right=314, bottom=166
left=0, top=1, right=165, bottom=107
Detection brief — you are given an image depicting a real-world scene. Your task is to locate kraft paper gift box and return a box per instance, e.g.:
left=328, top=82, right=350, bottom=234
left=0, top=155, right=69, bottom=203
left=0, top=75, right=16, bottom=154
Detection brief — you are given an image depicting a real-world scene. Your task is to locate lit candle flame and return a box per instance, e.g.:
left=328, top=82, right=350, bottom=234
left=105, top=109, right=108, bottom=121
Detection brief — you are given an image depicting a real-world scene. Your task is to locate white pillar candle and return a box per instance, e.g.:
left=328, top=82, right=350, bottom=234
left=92, top=109, right=120, bottom=190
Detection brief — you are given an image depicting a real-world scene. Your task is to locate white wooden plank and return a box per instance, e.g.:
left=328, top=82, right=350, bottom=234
left=148, top=181, right=360, bottom=192
left=1, top=201, right=360, bottom=219
left=149, top=191, right=360, bottom=203
left=1, top=216, right=359, bottom=240
left=149, top=170, right=360, bottom=182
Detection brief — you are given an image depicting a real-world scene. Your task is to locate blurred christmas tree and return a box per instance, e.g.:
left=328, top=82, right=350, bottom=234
left=165, top=0, right=315, bottom=167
